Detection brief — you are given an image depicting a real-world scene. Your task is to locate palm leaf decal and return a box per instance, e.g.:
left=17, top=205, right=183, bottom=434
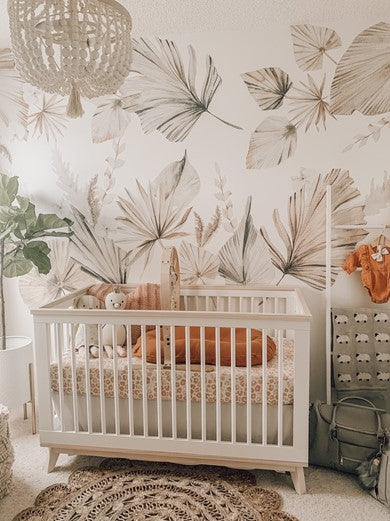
left=116, top=152, right=200, bottom=266
left=241, top=67, right=292, bottom=110
left=288, top=74, right=334, bottom=131
left=330, top=22, right=390, bottom=115
left=291, top=24, right=341, bottom=71
left=218, top=197, right=275, bottom=285
left=260, top=169, right=367, bottom=290
left=71, top=207, right=131, bottom=284
left=246, top=116, right=297, bottom=169
left=125, top=38, right=241, bottom=142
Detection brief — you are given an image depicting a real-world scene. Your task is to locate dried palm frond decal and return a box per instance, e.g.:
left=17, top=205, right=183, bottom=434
left=364, top=173, right=390, bottom=216
left=116, top=152, right=200, bottom=265
left=71, top=207, right=131, bottom=284
left=91, top=93, right=138, bottom=143
left=19, top=238, right=95, bottom=308
left=343, top=116, right=390, bottom=152
left=288, top=74, right=334, bottom=131
left=126, top=38, right=241, bottom=142
left=330, top=22, right=390, bottom=115
left=0, top=144, right=11, bottom=163
left=214, top=165, right=237, bottom=232
left=218, top=197, right=275, bottom=285
left=194, top=207, right=221, bottom=247
left=0, top=48, right=28, bottom=131
left=28, top=93, right=67, bottom=141
left=260, top=169, right=367, bottom=290
left=241, top=68, right=292, bottom=110
left=180, top=242, right=220, bottom=284
left=246, top=116, right=297, bottom=169
left=291, top=24, right=341, bottom=71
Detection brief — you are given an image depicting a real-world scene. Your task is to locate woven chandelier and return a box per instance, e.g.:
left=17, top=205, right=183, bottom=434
left=8, top=0, right=132, bottom=118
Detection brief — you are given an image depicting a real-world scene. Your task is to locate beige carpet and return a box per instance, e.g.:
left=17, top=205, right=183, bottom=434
left=0, top=409, right=388, bottom=521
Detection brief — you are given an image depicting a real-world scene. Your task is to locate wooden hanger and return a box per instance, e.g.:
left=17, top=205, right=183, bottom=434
left=370, top=230, right=390, bottom=249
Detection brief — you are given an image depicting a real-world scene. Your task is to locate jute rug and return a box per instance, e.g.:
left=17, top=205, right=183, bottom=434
left=12, top=458, right=298, bottom=520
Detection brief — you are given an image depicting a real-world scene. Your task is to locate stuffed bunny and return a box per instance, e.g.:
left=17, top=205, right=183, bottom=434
left=73, top=295, right=104, bottom=358
left=101, top=288, right=127, bottom=358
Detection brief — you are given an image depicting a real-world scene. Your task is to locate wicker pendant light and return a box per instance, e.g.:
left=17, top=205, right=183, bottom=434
left=8, top=0, right=132, bottom=118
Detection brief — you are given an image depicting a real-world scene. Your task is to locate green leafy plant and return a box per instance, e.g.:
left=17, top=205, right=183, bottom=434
left=0, top=172, right=72, bottom=349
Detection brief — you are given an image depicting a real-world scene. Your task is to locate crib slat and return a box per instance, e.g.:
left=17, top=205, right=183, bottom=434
left=55, top=323, right=64, bottom=432
left=262, top=329, right=268, bottom=445
left=126, top=325, right=133, bottom=436
left=200, top=326, right=206, bottom=442
left=70, top=328, right=79, bottom=433
left=170, top=326, right=177, bottom=439
left=155, top=325, right=162, bottom=438
left=185, top=326, right=191, bottom=440
left=98, top=325, right=106, bottom=435
left=231, top=327, right=236, bottom=444
left=141, top=325, right=148, bottom=437
left=112, top=325, right=120, bottom=435
left=216, top=327, right=221, bottom=443
left=246, top=327, right=251, bottom=444
left=84, top=325, right=92, bottom=434
left=277, top=329, right=284, bottom=446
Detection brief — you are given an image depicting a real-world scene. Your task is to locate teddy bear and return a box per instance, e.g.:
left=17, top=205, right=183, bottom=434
left=73, top=295, right=103, bottom=358
left=101, top=288, right=127, bottom=358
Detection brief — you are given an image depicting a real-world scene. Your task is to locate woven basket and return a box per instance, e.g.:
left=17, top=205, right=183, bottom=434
left=0, top=404, right=14, bottom=499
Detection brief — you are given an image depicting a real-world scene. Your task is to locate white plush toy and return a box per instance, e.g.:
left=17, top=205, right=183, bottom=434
left=73, top=295, right=103, bottom=358
left=102, top=288, right=127, bottom=358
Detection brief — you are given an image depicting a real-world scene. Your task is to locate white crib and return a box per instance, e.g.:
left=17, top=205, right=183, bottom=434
left=32, top=283, right=311, bottom=493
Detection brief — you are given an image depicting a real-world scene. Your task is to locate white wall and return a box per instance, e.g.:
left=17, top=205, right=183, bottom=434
left=1, top=0, right=390, bottom=401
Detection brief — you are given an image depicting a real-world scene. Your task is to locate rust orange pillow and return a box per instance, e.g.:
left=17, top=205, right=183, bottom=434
left=133, top=326, right=276, bottom=366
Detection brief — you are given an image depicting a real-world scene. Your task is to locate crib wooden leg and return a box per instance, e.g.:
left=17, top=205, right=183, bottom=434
left=290, top=467, right=306, bottom=494
left=48, top=449, right=60, bottom=473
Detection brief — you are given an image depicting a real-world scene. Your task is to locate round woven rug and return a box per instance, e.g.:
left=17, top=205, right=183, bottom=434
left=13, top=459, right=298, bottom=521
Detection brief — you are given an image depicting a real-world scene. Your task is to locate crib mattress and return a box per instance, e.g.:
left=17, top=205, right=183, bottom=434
left=50, top=338, right=295, bottom=406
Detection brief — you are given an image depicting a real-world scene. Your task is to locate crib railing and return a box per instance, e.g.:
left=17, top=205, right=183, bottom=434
left=32, top=285, right=311, bottom=470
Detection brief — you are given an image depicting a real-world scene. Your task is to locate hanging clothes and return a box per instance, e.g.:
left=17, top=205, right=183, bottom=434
left=343, top=244, right=390, bottom=304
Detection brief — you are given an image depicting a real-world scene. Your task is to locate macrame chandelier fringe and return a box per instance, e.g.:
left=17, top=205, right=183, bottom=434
left=66, top=82, right=84, bottom=118
left=8, top=0, right=132, bottom=119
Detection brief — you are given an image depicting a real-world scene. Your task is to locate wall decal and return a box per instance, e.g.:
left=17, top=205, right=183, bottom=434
left=71, top=208, right=131, bottom=284
left=241, top=67, right=292, bottom=110
left=116, top=152, right=200, bottom=266
left=364, top=173, right=390, bottom=216
left=55, top=139, right=125, bottom=225
left=260, top=169, right=367, bottom=290
left=0, top=144, right=11, bottom=164
left=290, top=24, right=341, bottom=70
left=343, top=115, right=390, bottom=152
left=246, top=115, right=297, bottom=169
left=91, top=94, right=137, bottom=144
left=179, top=241, right=220, bottom=285
left=126, top=38, right=242, bottom=142
left=213, top=166, right=237, bottom=233
left=194, top=207, right=221, bottom=247
left=19, top=239, right=94, bottom=308
left=287, top=74, right=333, bottom=131
left=218, top=197, right=275, bottom=285
left=330, top=22, right=390, bottom=115
left=28, top=93, right=68, bottom=142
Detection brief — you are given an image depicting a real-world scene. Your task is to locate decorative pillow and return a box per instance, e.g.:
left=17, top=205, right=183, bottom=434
left=133, top=326, right=276, bottom=366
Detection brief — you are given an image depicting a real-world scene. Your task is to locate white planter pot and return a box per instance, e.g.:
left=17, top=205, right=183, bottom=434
left=0, top=337, right=32, bottom=409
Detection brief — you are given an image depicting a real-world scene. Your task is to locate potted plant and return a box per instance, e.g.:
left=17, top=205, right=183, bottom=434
left=0, top=172, right=72, bottom=409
